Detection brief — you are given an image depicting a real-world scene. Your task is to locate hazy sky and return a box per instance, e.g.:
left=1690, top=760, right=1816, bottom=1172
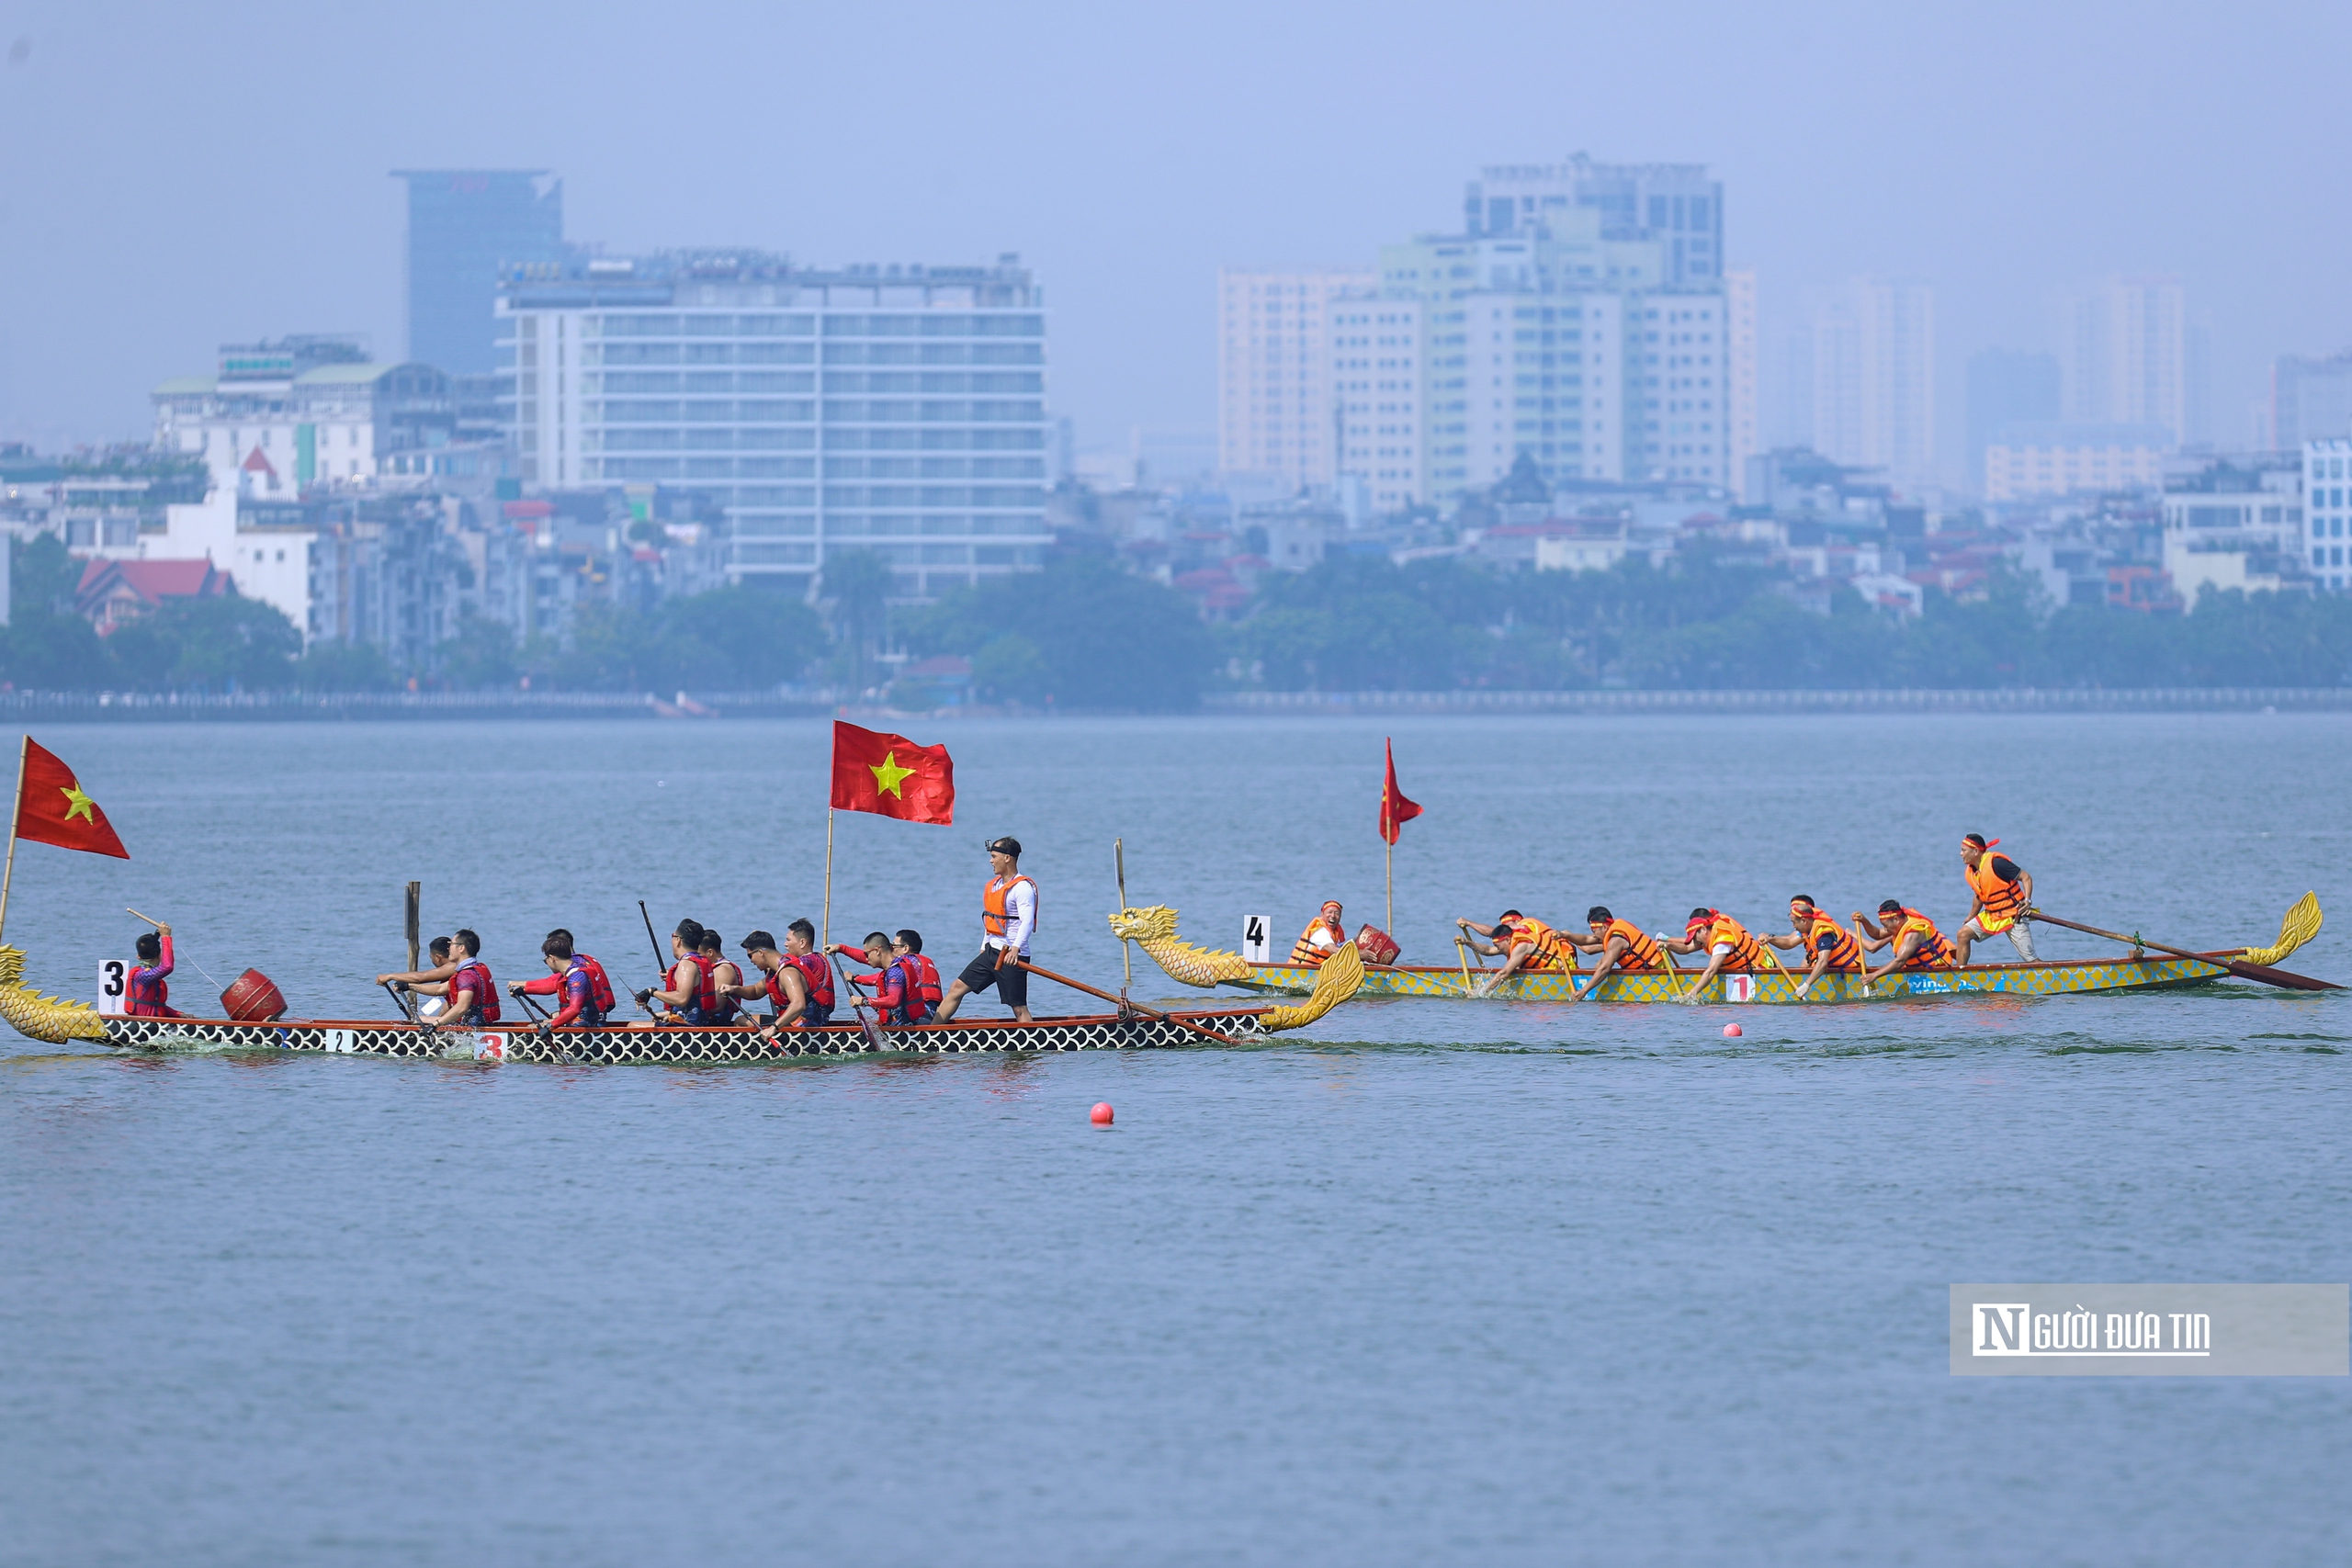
left=2, top=0, right=2346, bottom=469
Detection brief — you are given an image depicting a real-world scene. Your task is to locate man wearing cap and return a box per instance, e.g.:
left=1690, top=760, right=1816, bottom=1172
left=1291, top=902, right=1348, bottom=966
left=1954, top=833, right=2035, bottom=964
left=933, top=836, right=1036, bottom=1022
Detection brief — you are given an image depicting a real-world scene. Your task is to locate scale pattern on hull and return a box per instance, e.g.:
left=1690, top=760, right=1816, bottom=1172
left=1216, top=955, right=2227, bottom=1002
left=101, top=1010, right=1271, bottom=1063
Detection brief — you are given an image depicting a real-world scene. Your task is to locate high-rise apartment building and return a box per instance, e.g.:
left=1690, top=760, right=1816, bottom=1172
left=2274, top=350, right=2352, bottom=450
left=1965, top=349, right=2062, bottom=485
left=395, top=170, right=566, bottom=376
left=1463, top=156, right=1724, bottom=288
left=2307, top=435, right=2351, bottom=592
left=1811, top=277, right=1935, bottom=484
left=1725, top=269, right=1758, bottom=498
left=499, top=251, right=1050, bottom=601
left=2064, top=276, right=2189, bottom=446
left=1216, top=269, right=1371, bottom=489
left=1326, top=294, right=1424, bottom=514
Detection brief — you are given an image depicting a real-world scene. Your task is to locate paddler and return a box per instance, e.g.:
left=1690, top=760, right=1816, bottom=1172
left=1854, top=899, right=1960, bottom=978
left=781, top=919, right=834, bottom=1027
left=1954, top=833, right=2037, bottom=964
left=933, top=836, right=1035, bottom=1023
left=635, top=918, right=718, bottom=1023
left=697, top=928, right=743, bottom=1025
left=407, top=928, right=497, bottom=1028
left=843, top=930, right=934, bottom=1026
left=1660, top=908, right=1772, bottom=1003
left=835, top=930, right=943, bottom=1026
left=508, top=930, right=612, bottom=1032
left=126, top=920, right=184, bottom=1018
left=1757, top=896, right=1865, bottom=998
left=731, top=931, right=809, bottom=1041
left=1454, top=910, right=1576, bottom=996
left=1563, top=906, right=1666, bottom=999
left=1291, top=902, right=1349, bottom=966
left=377, top=936, right=458, bottom=1012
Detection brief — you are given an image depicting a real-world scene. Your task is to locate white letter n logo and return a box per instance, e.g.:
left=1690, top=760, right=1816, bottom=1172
left=1974, top=1303, right=2030, bottom=1355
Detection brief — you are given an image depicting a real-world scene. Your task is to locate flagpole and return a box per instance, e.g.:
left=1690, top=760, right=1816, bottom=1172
left=0, top=734, right=26, bottom=945
left=821, top=808, right=834, bottom=952
left=1385, top=837, right=1394, bottom=939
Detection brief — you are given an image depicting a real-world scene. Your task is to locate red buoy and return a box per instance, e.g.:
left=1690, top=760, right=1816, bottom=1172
left=220, top=969, right=288, bottom=1022
left=1722, top=1022, right=1743, bottom=1038
left=1091, top=1101, right=1114, bottom=1125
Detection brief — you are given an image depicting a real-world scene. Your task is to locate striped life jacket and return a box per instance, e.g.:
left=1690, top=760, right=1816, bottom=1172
left=1793, top=908, right=1862, bottom=970
left=1689, top=912, right=1769, bottom=971
left=1291, top=918, right=1344, bottom=966
left=1965, top=853, right=2028, bottom=932
left=1597, top=918, right=1664, bottom=971
left=1895, top=909, right=1959, bottom=968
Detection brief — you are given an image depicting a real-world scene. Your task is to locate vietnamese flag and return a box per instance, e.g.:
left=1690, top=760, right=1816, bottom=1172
left=13, top=738, right=130, bottom=858
left=829, top=721, right=955, bottom=824
left=1378, top=737, right=1421, bottom=846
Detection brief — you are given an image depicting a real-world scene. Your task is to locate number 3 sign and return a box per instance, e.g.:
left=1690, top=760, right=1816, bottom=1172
left=98, top=959, right=130, bottom=1016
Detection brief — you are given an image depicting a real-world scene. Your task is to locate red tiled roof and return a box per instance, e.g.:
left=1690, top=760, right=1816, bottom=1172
left=241, top=446, right=275, bottom=475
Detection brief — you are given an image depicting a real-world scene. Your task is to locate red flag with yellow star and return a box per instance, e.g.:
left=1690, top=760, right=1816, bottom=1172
left=829, top=721, right=955, bottom=825
left=14, top=738, right=130, bottom=858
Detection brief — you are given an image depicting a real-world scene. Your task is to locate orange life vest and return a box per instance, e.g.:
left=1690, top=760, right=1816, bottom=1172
left=1505, top=916, right=1575, bottom=972
left=1690, top=911, right=1769, bottom=971
left=1895, top=908, right=1959, bottom=968
left=1964, top=852, right=2027, bottom=932
left=982, top=874, right=1037, bottom=939
left=1291, top=917, right=1344, bottom=966
left=1597, top=918, right=1663, bottom=971
left=1794, top=907, right=1862, bottom=971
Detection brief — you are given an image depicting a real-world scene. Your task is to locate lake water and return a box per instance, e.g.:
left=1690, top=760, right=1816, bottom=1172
left=2, top=713, right=2347, bottom=1566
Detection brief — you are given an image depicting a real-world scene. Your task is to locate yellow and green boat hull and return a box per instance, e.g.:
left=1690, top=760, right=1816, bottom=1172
left=1208, top=955, right=2229, bottom=1004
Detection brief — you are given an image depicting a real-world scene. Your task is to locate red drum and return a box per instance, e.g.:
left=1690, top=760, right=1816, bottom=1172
left=220, top=969, right=288, bottom=1022
left=1353, top=925, right=1401, bottom=967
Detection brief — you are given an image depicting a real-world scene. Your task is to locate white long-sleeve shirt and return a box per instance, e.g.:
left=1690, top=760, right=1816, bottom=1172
left=985, top=876, right=1037, bottom=957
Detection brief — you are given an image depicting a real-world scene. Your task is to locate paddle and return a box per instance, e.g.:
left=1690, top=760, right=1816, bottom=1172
left=829, top=951, right=888, bottom=1052
left=2028, top=911, right=2339, bottom=991
left=1015, top=959, right=1242, bottom=1047
left=379, top=979, right=417, bottom=1023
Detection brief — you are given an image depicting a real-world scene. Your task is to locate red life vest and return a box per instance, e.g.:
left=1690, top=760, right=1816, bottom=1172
left=450, top=958, right=500, bottom=1024
left=889, top=956, right=933, bottom=1023
left=907, top=953, right=943, bottom=1007
left=128, top=963, right=172, bottom=1015
left=575, top=954, right=617, bottom=1014
left=787, top=950, right=835, bottom=1009
left=670, top=953, right=718, bottom=1021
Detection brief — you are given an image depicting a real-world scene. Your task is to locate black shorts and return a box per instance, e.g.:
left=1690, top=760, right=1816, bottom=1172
left=957, top=948, right=1028, bottom=1009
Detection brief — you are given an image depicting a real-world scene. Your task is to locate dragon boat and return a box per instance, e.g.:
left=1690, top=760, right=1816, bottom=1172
left=1108, top=897, right=2331, bottom=1005
left=0, top=940, right=1366, bottom=1061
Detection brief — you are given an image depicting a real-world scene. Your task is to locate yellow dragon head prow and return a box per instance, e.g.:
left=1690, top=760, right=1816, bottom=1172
left=0, top=945, right=112, bottom=1043
left=1104, top=905, right=1361, bottom=1029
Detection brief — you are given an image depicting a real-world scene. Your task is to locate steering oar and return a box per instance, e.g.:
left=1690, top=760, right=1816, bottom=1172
left=2028, top=911, right=2339, bottom=991
left=1014, top=960, right=1242, bottom=1046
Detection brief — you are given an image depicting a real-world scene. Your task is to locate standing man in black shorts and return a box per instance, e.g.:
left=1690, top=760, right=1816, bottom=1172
left=933, top=836, right=1037, bottom=1022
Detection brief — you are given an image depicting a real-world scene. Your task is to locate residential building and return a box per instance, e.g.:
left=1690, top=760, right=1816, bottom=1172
left=1725, top=269, right=1759, bottom=499
left=153, top=341, right=469, bottom=495
left=2159, top=454, right=2305, bottom=607
left=1216, top=268, right=1371, bottom=490
left=74, top=558, right=232, bottom=634
left=394, top=170, right=565, bottom=377
left=1812, top=277, right=1935, bottom=487
left=1327, top=293, right=1424, bottom=514
left=2275, top=351, right=2352, bottom=451
left=1966, top=350, right=2061, bottom=485
left=499, top=250, right=1050, bottom=601
left=2065, top=276, right=2190, bottom=446
left=1983, top=423, right=2171, bottom=502
left=1463, top=155, right=1724, bottom=288
left=2303, top=436, right=2352, bottom=592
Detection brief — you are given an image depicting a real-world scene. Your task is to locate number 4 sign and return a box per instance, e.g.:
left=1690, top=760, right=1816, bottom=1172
left=98, top=959, right=130, bottom=1016
left=1242, top=916, right=1271, bottom=965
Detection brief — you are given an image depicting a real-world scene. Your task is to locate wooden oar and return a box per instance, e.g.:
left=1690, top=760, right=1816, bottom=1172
left=2029, top=912, right=2340, bottom=991
left=1016, top=960, right=1242, bottom=1046
left=379, top=979, right=417, bottom=1024
left=830, top=951, right=888, bottom=1052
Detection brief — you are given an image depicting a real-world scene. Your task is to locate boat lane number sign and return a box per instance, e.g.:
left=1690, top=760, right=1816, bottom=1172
left=1243, top=917, right=1272, bottom=965
left=98, top=960, right=130, bottom=1017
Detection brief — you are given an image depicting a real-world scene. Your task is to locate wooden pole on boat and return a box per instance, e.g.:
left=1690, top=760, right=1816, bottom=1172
left=1015, top=959, right=1241, bottom=1046
left=2028, top=910, right=2339, bottom=991
left=1114, top=837, right=1132, bottom=1002
left=1385, top=838, right=1394, bottom=943
left=404, top=881, right=420, bottom=975
left=0, top=734, right=27, bottom=945
left=821, top=808, right=834, bottom=952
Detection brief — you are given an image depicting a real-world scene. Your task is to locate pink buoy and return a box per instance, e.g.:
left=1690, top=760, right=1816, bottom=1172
left=1091, top=1102, right=1114, bottom=1125
left=1722, top=1022, right=1743, bottom=1038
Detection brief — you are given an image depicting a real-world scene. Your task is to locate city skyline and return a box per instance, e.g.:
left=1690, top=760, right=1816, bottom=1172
left=0, top=1, right=2346, bottom=487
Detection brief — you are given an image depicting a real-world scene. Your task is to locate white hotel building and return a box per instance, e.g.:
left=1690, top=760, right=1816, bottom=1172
left=2307, top=436, right=2352, bottom=593
left=499, top=252, right=1051, bottom=600
left=1216, top=269, right=1372, bottom=492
